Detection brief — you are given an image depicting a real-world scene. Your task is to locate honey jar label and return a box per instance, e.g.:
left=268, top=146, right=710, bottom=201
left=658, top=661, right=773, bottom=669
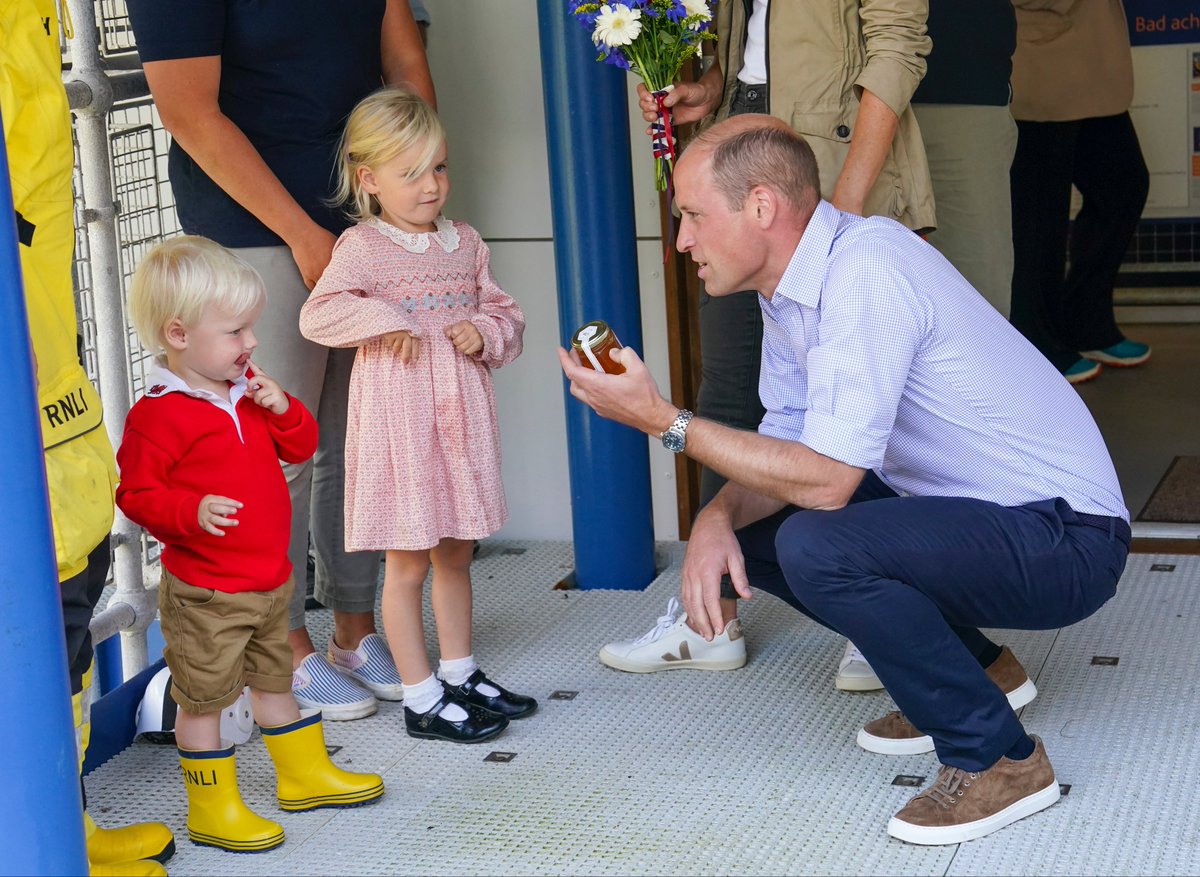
left=575, top=322, right=607, bottom=371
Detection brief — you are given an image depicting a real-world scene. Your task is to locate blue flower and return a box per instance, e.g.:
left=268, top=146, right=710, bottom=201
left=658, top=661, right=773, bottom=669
left=570, top=2, right=601, bottom=27
left=599, top=47, right=632, bottom=70
left=662, top=1, right=689, bottom=23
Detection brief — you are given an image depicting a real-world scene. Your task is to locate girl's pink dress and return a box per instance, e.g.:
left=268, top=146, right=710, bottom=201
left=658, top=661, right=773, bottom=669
left=300, top=217, right=525, bottom=551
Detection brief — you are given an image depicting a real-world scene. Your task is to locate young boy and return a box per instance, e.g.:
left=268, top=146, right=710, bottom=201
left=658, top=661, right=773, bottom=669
left=116, top=236, right=384, bottom=853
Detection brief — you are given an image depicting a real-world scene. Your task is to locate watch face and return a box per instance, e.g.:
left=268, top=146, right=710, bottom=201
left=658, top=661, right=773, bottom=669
left=662, top=430, right=685, bottom=453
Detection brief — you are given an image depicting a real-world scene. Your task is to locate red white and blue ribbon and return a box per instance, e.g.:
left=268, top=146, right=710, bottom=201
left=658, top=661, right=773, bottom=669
left=651, top=85, right=678, bottom=260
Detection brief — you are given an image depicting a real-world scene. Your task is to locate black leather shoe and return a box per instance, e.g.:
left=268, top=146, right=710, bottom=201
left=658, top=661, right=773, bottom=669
left=404, top=693, right=508, bottom=743
left=444, top=669, right=538, bottom=720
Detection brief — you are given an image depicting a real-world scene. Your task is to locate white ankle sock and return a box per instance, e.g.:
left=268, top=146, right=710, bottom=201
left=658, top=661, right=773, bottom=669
left=403, top=674, right=467, bottom=721
left=439, top=655, right=500, bottom=697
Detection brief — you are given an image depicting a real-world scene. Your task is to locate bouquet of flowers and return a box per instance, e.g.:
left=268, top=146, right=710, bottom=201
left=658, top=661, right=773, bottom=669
left=570, top=1, right=716, bottom=192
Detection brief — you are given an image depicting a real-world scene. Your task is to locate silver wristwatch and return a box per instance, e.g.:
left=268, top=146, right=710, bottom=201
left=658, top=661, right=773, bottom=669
left=660, top=409, right=694, bottom=453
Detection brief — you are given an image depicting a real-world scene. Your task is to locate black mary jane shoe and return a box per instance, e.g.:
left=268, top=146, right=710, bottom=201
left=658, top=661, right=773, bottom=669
left=404, top=693, right=508, bottom=744
left=444, top=669, right=538, bottom=720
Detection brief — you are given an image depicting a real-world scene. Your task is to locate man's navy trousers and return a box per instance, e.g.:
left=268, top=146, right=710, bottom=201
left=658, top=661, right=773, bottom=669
left=736, top=472, right=1130, bottom=771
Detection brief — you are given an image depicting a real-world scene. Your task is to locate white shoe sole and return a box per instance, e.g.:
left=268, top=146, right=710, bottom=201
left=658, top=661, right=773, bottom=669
left=856, top=727, right=938, bottom=756
left=331, top=666, right=404, bottom=702
left=597, top=647, right=747, bottom=674
left=1005, top=677, right=1037, bottom=711
left=294, top=695, right=378, bottom=722
left=351, top=678, right=404, bottom=701
left=835, top=671, right=884, bottom=692
left=1065, top=362, right=1101, bottom=384
left=857, top=679, right=1039, bottom=755
left=887, top=778, right=1060, bottom=845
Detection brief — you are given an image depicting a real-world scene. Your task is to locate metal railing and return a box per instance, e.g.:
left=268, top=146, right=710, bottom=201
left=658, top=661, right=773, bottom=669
left=65, top=0, right=179, bottom=681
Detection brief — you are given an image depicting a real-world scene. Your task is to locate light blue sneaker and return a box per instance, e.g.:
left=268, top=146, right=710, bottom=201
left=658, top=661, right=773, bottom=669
left=292, top=653, right=377, bottom=721
left=1064, top=358, right=1101, bottom=385
left=329, top=633, right=404, bottom=701
left=1081, top=339, right=1151, bottom=367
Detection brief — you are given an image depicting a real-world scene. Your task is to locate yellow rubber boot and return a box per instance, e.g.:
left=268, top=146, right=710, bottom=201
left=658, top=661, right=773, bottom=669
left=85, top=812, right=176, bottom=866
left=261, top=712, right=384, bottom=811
left=179, top=747, right=284, bottom=853
left=89, top=859, right=168, bottom=877
left=78, top=665, right=176, bottom=866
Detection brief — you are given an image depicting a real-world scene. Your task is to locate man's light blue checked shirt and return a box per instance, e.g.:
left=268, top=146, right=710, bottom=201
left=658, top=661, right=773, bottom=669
left=756, top=200, right=1126, bottom=520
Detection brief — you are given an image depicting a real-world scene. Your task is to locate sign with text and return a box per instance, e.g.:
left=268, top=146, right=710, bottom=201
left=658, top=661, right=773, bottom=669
left=1128, top=1, right=1200, bottom=217
left=1128, top=0, right=1200, bottom=45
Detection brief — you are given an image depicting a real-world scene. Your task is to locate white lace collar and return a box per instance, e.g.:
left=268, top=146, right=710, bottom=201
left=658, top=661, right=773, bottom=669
left=365, top=216, right=460, bottom=254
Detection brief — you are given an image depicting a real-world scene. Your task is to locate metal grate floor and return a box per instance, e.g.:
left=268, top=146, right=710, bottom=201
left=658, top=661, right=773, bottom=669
left=85, top=542, right=1200, bottom=876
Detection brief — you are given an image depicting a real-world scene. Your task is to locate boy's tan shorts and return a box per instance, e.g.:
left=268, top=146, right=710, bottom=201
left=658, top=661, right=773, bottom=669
left=158, top=568, right=295, bottom=714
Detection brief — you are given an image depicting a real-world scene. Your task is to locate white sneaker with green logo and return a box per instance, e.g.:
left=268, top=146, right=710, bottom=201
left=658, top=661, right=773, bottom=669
left=598, top=598, right=747, bottom=673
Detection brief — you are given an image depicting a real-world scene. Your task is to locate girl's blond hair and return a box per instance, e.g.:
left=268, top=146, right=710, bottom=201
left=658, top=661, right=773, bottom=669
left=128, top=235, right=265, bottom=353
left=331, top=87, right=446, bottom=222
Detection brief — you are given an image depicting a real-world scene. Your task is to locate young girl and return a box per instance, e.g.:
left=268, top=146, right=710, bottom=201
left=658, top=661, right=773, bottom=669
left=299, top=89, right=533, bottom=744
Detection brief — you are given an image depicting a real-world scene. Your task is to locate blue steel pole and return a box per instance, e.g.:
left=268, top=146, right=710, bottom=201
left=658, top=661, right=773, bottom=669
left=0, top=122, right=89, bottom=874
left=537, top=1, right=656, bottom=590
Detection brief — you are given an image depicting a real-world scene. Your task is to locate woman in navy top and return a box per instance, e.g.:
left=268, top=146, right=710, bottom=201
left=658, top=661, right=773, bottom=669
left=126, top=0, right=436, bottom=721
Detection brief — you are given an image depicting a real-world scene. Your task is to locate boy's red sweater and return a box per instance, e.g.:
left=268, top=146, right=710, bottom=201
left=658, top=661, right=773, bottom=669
left=116, top=382, right=318, bottom=592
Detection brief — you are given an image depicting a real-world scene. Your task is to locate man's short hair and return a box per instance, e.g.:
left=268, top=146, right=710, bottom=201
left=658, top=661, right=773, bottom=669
left=697, top=123, right=821, bottom=215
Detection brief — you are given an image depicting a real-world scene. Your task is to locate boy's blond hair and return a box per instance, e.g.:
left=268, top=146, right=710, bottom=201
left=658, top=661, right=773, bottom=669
left=331, top=87, right=446, bottom=222
left=128, top=235, right=266, bottom=353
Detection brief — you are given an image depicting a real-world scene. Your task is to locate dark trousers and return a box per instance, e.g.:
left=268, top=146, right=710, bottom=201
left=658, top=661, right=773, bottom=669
left=736, top=473, right=1129, bottom=771
left=1009, top=112, right=1149, bottom=371
left=61, top=538, right=111, bottom=696
left=697, top=289, right=766, bottom=506
left=63, top=539, right=111, bottom=809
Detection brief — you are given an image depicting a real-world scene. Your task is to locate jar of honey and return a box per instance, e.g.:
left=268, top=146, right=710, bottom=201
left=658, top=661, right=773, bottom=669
left=571, top=320, right=626, bottom=374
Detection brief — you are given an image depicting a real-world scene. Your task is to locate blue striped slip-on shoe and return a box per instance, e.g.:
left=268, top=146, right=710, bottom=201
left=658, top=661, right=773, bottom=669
left=329, top=633, right=404, bottom=701
left=292, top=652, right=377, bottom=721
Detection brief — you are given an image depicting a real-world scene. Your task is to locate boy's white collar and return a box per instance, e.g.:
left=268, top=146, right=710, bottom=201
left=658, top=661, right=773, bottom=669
left=144, top=357, right=248, bottom=403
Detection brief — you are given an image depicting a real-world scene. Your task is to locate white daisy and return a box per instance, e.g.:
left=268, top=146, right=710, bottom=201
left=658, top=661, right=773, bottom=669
left=681, top=0, right=711, bottom=21
left=592, top=3, right=642, bottom=48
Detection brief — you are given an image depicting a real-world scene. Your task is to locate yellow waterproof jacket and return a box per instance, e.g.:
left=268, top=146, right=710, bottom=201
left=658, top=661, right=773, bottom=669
left=1, top=0, right=117, bottom=580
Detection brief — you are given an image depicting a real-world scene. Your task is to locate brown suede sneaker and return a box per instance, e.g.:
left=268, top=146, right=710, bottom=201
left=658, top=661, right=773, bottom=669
left=858, top=711, right=929, bottom=755
left=986, top=646, right=1038, bottom=709
left=887, top=735, right=1060, bottom=845
left=857, top=646, right=1037, bottom=755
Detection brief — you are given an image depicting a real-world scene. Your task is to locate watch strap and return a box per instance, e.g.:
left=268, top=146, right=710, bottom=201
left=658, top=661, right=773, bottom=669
left=661, top=408, right=694, bottom=451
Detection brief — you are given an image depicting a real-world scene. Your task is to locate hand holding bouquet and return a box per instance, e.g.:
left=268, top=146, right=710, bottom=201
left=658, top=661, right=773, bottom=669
left=569, top=1, right=716, bottom=192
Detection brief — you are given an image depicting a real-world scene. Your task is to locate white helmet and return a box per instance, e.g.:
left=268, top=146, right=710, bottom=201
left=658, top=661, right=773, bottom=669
left=135, top=667, right=256, bottom=746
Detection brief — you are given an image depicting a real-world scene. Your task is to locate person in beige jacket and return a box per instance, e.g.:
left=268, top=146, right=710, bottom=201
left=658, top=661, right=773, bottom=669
left=1009, top=0, right=1150, bottom=383
left=605, top=0, right=934, bottom=691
